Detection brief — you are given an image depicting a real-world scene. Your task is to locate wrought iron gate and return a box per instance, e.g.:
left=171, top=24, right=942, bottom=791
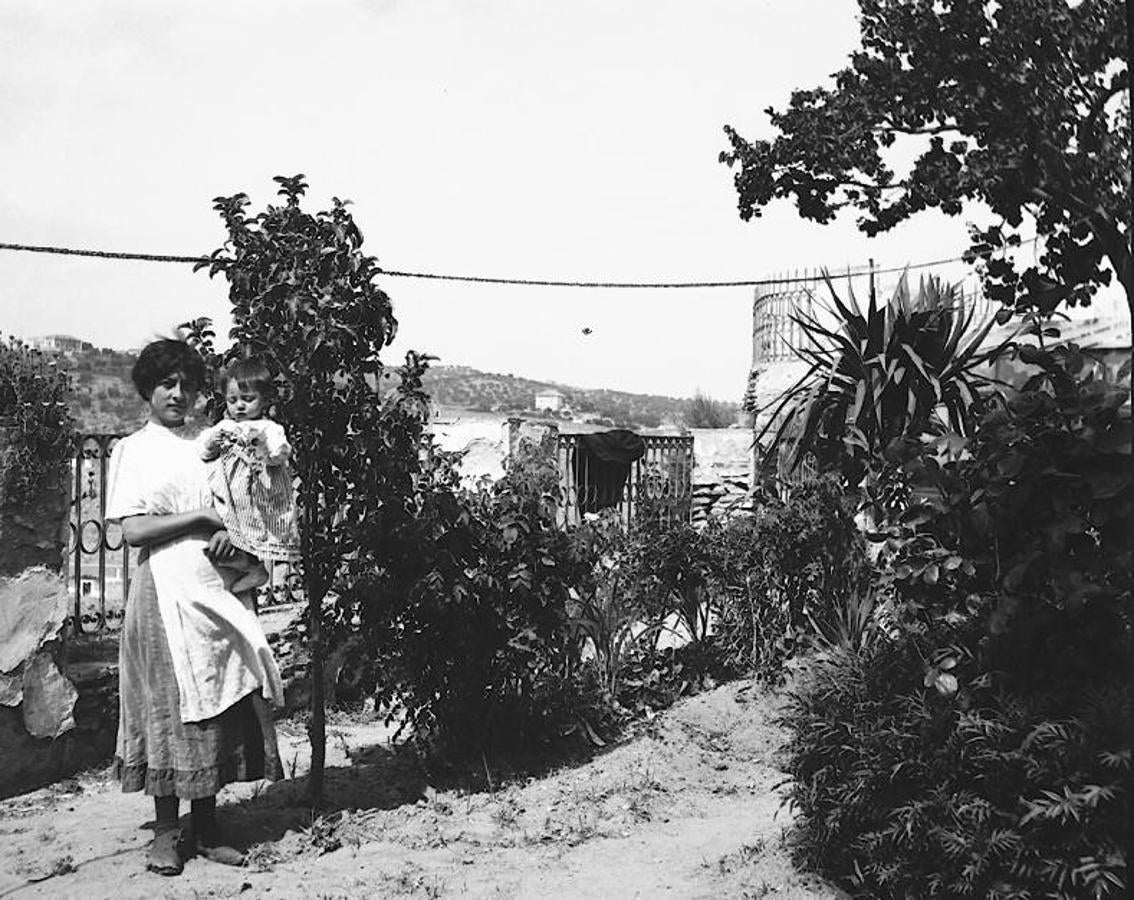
left=554, top=433, right=694, bottom=527
left=66, top=434, right=130, bottom=635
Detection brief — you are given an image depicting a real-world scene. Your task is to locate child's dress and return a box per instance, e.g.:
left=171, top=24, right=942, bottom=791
left=196, top=419, right=301, bottom=565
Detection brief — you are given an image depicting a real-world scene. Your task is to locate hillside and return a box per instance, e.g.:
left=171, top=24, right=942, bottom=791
left=55, top=349, right=738, bottom=434
left=420, top=365, right=729, bottom=429
left=65, top=348, right=151, bottom=434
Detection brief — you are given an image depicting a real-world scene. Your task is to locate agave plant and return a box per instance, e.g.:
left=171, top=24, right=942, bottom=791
left=758, top=270, right=1005, bottom=479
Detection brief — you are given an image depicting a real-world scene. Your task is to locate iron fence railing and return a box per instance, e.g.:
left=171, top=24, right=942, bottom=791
left=67, top=434, right=130, bottom=635
left=554, top=433, right=694, bottom=527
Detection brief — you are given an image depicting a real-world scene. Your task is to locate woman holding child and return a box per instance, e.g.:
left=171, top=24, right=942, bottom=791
left=105, top=339, right=287, bottom=876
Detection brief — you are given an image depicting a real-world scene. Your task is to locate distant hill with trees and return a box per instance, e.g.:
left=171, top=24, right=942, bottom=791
left=56, top=348, right=740, bottom=433
left=65, top=347, right=150, bottom=433
left=418, top=365, right=739, bottom=429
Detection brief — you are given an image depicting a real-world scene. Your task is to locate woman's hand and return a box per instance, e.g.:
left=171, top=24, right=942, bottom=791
left=203, top=530, right=237, bottom=562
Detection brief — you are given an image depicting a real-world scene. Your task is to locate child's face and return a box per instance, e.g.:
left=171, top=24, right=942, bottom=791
left=224, top=379, right=265, bottom=422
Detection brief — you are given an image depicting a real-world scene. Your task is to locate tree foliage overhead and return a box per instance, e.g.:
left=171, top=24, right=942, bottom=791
left=721, top=0, right=1131, bottom=316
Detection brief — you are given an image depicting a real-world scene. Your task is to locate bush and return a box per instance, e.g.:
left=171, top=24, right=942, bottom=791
left=782, top=617, right=1130, bottom=898
left=623, top=510, right=717, bottom=644
left=615, top=639, right=737, bottom=723
left=566, top=509, right=739, bottom=735
left=781, top=347, right=1132, bottom=898
left=337, top=402, right=597, bottom=757
left=712, top=474, right=869, bottom=679
left=0, top=338, right=74, bottom=505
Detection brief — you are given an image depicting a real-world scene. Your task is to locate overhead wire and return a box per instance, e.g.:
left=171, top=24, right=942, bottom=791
left=0, top=238, right=1032, bottom=289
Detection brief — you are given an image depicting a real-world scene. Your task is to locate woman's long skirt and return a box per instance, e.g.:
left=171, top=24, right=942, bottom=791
left=114, top=555, right=283, bottom=799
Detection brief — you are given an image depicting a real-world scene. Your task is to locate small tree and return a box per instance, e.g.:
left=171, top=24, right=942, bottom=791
left=199, top=175, right=397, bottom=800
left=720, top=0, right=1131, bottom=320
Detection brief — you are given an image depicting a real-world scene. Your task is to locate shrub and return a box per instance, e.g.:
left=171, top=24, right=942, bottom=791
left=0, top=338, right=74, bottom=506
left=782, top=618, right=1130, bottom=899
left=338, top=409, right=596, bottom=758
left=781, top=347, right=1132, bottom=898
left=623, top=510, right=716, bottom=645
left=712, top=474, right=869, bottom=679
left=616, top=639, right=737, bottom=723
left=567, top=510, right=739, bottom=735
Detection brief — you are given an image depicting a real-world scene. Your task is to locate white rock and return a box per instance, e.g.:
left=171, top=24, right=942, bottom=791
left=0, top=568, right=70, bottom=673
left=22, top=652, right=78, bottom=739
left=0, top=666, right=23, bottom=706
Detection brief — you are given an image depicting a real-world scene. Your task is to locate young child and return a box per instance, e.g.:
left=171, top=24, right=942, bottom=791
left=197, top=358, right=301, bottom=594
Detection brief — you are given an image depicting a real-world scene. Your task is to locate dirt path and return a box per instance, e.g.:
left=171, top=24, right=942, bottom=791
left=0, top=680, right=844, bottom=899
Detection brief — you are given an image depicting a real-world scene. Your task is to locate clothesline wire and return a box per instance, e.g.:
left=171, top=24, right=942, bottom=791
left=0, top=237, right=1031, bottom=289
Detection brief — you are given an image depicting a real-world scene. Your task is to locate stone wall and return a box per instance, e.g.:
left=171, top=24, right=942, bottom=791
left=0, top=654, right=117, bottom=800
left=0, top=426, right=115, bottom=800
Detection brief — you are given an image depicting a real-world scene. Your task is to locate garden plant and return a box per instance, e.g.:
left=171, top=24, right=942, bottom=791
left=757, top=271, right=1003, bottom=482
left=720, top=6, right=1132, bottom=890
left=780, top=347, right=1131, bottom=897
left=0, top=337, right=74, bottom=507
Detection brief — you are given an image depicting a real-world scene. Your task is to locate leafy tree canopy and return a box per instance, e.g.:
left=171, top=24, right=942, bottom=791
left=721, top=0, right=1131, bottom=317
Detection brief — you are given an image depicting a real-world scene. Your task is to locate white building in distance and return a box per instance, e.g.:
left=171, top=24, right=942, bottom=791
left=29, top=334, right=93, bottom=354
left=534, top=389, right=566, bottom=412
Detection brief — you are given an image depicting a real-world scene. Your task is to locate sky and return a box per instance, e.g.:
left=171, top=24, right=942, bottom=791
left=0, top=0, right=1123, bottom=400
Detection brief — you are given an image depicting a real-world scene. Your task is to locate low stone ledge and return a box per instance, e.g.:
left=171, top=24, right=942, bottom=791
left=0, top=662, right=118, bottom=800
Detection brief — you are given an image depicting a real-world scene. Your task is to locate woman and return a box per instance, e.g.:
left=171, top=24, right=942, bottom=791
left=105, top=339, right=284, bottom=876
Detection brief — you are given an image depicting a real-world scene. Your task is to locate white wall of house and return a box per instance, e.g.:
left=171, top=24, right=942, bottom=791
left=534, top=390, right=564, bottom=412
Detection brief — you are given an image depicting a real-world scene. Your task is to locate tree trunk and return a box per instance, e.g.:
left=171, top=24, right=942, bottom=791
left=306, top=574, right=326, bottom=804
left=301, top=477, right=326, bottom=805
left=1126, top=0, right=1133, bottom=370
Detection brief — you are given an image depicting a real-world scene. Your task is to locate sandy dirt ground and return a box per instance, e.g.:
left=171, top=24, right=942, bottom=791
left=0, top=681, right=845, bottom=900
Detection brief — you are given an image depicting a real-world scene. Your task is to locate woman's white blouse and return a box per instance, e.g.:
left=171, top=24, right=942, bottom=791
left=105, top=421, right=212, bottom=521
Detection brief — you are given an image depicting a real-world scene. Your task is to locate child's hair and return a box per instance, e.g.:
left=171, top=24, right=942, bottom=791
left=221, top=357, right=276, bottom=400
left=132, top=339, right=207, bottom=400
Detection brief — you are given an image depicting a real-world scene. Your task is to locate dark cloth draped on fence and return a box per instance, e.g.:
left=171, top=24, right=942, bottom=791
left=571, top=430, right=646, bottom=513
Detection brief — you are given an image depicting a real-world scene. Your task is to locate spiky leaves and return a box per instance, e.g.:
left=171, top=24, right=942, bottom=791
left=757, top=271, right=1004, bottom=479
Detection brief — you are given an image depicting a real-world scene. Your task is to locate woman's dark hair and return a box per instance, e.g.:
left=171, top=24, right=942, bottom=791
left=131, top=340, right=207, bottom=400
left=220, top=357, right=276, bottom=400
